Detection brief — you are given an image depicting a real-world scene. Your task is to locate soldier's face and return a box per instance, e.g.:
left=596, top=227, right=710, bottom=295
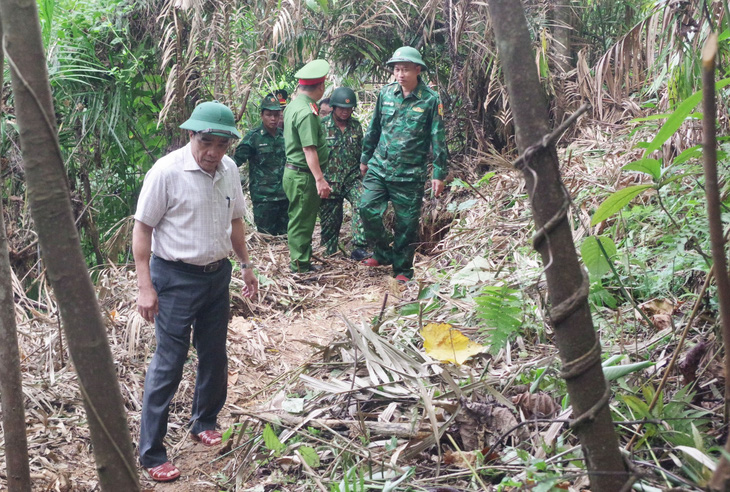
left=333, top=106, right=353, bottom=123
left=261, top=109, right=280, bottom=132
left=393, top=62, right=421, bottom=91
left=320, top=102, right=332, bottom=118
left=189, top=131, right=232, bottom=173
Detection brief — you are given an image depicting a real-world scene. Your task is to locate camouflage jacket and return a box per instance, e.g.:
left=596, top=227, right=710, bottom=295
left=233, top=125, right=287, bottom=202
left=322, top=115, right=363, bottom=196
left=360, top=79, right=448, bottom=182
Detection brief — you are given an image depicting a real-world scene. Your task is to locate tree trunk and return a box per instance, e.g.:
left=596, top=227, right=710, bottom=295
left=486, top=2, right=629, bottom=491
left=0, top=19, right=33, bottom=491
left=0, top=1, right=139, bottom=490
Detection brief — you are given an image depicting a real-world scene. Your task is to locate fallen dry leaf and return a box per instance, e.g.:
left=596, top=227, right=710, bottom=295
left=512, top=392, right=560, bottom=419
left=421, top=322, right=486, bottom=365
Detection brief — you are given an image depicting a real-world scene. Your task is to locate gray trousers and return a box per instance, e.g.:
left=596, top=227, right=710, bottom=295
left=138, top=256, right=231, bottom=468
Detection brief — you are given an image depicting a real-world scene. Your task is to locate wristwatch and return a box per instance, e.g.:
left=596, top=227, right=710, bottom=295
left=240, top=262, right=252, bottom=270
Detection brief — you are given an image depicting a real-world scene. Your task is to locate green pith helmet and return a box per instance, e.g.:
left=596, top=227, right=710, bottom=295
left=330, top=87, right=357, bottom=108
left=261, top=94, right=283, bottom=112
left=180, top=100, right=241, bottom=139
left=385, top=46, right=427, bottom=71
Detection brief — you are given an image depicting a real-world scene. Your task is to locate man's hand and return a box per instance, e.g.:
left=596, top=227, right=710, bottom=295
left=316, top=177, right=331, bottom=199
left=432, top=179, right=445, bottom=197
left=241, top=268, right=259, bottom=298
left=360, top=163, right=368, bottom=177
left=137, top=285, right=159, bottom=322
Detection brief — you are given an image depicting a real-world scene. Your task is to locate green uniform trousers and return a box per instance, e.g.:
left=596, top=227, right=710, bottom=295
left=319, top=181, right=367, bottom=255
left=252, top=200, right=289, bottom=236
left=283, top=167, right=321, bottom=272
left=359, top=172, right=424, bottom=279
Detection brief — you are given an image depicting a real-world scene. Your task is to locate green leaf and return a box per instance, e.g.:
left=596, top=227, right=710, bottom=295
left=671, top=144, right=702, bottom=167
left=581, top=236, right=617, bottom=278
left=622, top=158, right=661, bottom=181
left=591, top=185, right=653, bottom=225
left=298, top=446, right=320, bottom=468
left=476, top=285, right=522, bottom=354
left=622, top=394, right=652, bottom=418
left=476, top=171, right=496, bottom=186
left=604, top=361, right=654, bottom=381
left=643, top=78, right=730, bottom=157
left=221, top=425, right=234, bottom=443
left=262, top=424, right=284, bottom=453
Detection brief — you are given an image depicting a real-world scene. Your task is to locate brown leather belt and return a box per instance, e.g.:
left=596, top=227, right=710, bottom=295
left=285, top=163, right=311, bottom=174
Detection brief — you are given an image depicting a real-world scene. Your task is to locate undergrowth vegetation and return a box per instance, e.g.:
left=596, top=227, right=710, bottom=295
left=4, top=0, right=730, bottom=490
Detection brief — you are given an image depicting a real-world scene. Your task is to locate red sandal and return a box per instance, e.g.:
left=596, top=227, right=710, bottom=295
left=361, top=258, right=382, bottom=267
left=191, top=429, right=222, bottom=447
left=147, top=461, right=180, bottom=482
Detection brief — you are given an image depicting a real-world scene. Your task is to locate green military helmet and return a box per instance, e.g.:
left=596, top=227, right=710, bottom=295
left=260, top=94, right=282, bottom=112
left=295, top=59, right=330, bottom=83
left=385, top=46, right=427, bottom=71
left=330, top=87, right=357, bottom=108
left=180, top=100, right=241, bottom=139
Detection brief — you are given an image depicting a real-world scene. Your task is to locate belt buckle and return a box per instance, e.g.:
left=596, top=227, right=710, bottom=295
left=203, top=261, right=219, bottom=273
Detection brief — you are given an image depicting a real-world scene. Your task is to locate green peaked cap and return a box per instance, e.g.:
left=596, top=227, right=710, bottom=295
left=180, top=100, right=241, bottom=139
left=386, top=46, right=427, bottom=70
left=295, top=59, right=330, bottom=81
left=260, top=94, right=282, bottom=111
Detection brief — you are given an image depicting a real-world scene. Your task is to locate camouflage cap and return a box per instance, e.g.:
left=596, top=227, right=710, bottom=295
left=386, top=46, right=427, bottom=71
left=295, top=59, right=330, bottom=85
left=261, top=94, right=283, bottom=112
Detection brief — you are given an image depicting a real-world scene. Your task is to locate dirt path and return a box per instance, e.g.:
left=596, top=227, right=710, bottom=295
left=138, top=240, right=393, bottom=490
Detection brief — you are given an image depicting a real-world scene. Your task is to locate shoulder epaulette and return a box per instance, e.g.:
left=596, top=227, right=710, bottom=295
left=309, top=103, right=319, bottom=116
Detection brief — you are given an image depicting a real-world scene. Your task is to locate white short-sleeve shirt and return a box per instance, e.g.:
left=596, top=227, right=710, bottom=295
left=135, top=142, right=247, bottom=265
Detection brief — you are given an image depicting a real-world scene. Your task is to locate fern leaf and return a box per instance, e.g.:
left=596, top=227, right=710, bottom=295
left=475, top=285, right=522, bottom=354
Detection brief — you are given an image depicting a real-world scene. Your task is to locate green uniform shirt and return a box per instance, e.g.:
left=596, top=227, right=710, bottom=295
left=322, top=114, right=363, bottom=196
left=360, top=79, right=448, bottom=182
left=284, top=94, right=329, bottom=171
left=233, top=125, right=287, bottom=202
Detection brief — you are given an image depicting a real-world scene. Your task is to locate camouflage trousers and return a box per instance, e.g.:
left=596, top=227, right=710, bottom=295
left=359, top=172, right=424, bottom=279
left=319, top=180, right=367, bottom=255
left=252, top=200, right=289, bottom=236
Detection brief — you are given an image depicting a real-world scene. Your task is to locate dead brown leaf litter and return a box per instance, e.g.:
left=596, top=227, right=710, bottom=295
left=4, top=118, right=724, bottom=491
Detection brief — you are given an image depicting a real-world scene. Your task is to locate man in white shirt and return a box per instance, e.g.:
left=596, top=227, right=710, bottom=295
left=133, top=101, right=258, bottom=482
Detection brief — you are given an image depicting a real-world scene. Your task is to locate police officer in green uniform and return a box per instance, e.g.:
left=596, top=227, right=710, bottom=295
left=233, top=95, right=288, bottom=236
left=319, top=87, right=370, bottom=260
left=283, top=59, right=331, bottom=272
left=359, top=46, right=448, bottom=282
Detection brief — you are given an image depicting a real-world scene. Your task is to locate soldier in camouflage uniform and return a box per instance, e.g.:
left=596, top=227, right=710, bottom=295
left=233, top=95, right=288, bottom=236
left=359, top=46, right=448, bottom=282
left=319, top=87, right=370, bottom=260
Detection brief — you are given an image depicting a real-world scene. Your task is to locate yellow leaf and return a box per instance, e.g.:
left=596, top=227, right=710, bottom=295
left=420, top=323, right=485, bottom=365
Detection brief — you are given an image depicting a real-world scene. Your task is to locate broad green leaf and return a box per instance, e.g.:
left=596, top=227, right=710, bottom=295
left=671, top=144, right=702, bottom=167
left=298, top=446, right=320, bottom=468
left=604, top=361, right=654, bottom=381
left=581, top=235, right=617, bottom=278
left=622, top=158, right=661, bottom=181
left=643, top=78, right=730, bottom=157
left=622, top=394, right=652, bottom=418
left=262, top=424, right=284, bottom=453
left=719, top=28, right=730, bottom=42
left=591, top=185, right=653, bottom=225
left=316, top=0, right=329, bottom=14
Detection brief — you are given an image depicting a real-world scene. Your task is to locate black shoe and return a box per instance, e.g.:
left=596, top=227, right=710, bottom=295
left=350, top=248, right=372, bottom=261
